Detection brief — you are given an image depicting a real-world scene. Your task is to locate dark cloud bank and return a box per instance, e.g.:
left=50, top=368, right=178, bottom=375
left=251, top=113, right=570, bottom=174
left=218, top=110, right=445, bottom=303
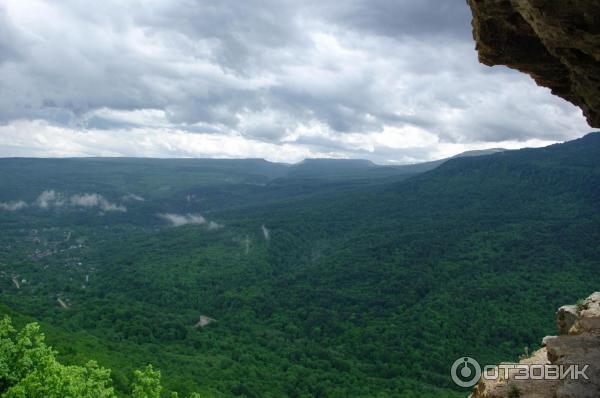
left=0, top=0, right=589, bottom=163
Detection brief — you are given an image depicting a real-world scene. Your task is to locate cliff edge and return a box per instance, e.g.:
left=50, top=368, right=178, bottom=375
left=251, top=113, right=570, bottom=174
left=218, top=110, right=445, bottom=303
left=467, top=0, right=600, bottom=127
left=469, top=292, right=600, bottom=398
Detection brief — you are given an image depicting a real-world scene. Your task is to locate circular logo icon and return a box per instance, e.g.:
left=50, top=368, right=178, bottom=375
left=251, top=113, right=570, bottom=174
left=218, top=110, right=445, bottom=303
left=450, top=357, right=481, bottom=388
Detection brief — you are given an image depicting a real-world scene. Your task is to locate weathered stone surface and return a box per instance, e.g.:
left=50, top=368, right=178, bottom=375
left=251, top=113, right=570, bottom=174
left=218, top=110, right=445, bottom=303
left=193, top=315, right=216, bottom=328
left=578, top=292, right=600, bottom=332
left=467, top=0, right=600, bottom=127
left=469, top=292, right=600, bottom=398
left=469, top=348, right=559, bottom=398
left=557, top=305, right=579, bottom=335
left=564, top=292, right=600, bottom=335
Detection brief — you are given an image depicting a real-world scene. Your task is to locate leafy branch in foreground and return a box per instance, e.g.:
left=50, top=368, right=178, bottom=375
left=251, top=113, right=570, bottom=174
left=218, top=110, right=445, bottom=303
left=0, top=316, right=202, bottom=398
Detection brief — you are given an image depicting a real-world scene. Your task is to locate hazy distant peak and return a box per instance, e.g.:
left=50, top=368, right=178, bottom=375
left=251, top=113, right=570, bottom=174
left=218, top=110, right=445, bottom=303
left=451, top=148, right=507, bottom=158
left=294, top=158, right=376, bottom=167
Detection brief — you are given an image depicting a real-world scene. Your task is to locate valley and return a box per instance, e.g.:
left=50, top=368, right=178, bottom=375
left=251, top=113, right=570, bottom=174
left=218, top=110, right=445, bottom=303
left=1, top=133, right=599, bottom=397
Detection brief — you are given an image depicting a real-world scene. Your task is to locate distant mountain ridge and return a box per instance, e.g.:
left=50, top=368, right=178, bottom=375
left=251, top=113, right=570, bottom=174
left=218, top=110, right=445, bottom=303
left=285, top=148, right=508, bottom=178
left=0, top=146, right=510, bottom=186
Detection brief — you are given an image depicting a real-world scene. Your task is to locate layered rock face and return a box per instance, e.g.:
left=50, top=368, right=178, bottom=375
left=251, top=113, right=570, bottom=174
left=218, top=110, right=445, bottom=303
left=469, top=292, right=600, bottom=398
left=467, top=0, right=600, bottom=127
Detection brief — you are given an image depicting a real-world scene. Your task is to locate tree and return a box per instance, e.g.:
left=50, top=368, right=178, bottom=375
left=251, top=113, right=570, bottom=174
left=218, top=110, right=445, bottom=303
left=131, top=365, right=161, bottom=398
left=0, top=316, right=204, bottom=398
left=0, top=316, right=115, bottom=397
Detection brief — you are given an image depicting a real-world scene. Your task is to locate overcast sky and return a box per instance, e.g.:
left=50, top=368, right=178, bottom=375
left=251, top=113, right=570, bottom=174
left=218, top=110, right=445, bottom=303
left=0, top=0, right=591, bottom=164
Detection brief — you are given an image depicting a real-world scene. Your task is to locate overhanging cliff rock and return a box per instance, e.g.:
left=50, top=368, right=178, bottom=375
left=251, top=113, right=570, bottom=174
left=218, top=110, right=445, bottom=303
left=467, top=0, right=600, bottom=127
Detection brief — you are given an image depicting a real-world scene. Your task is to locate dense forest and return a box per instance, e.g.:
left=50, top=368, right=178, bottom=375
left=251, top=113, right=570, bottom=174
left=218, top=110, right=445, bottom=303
left=0, top=132, right=599, bottom=397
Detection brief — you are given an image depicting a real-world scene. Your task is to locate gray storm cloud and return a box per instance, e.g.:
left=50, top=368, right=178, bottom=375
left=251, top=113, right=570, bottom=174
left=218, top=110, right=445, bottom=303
left=0, top=1, right=590, bottom=163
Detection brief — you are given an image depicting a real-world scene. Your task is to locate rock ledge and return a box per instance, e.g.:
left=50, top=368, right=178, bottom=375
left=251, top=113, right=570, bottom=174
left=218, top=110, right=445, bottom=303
left=469, top=292, right=600, bottom=398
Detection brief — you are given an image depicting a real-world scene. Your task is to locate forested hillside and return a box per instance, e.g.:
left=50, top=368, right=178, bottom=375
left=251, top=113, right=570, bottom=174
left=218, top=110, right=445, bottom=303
left=0, top=133, right=599, bottom=397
